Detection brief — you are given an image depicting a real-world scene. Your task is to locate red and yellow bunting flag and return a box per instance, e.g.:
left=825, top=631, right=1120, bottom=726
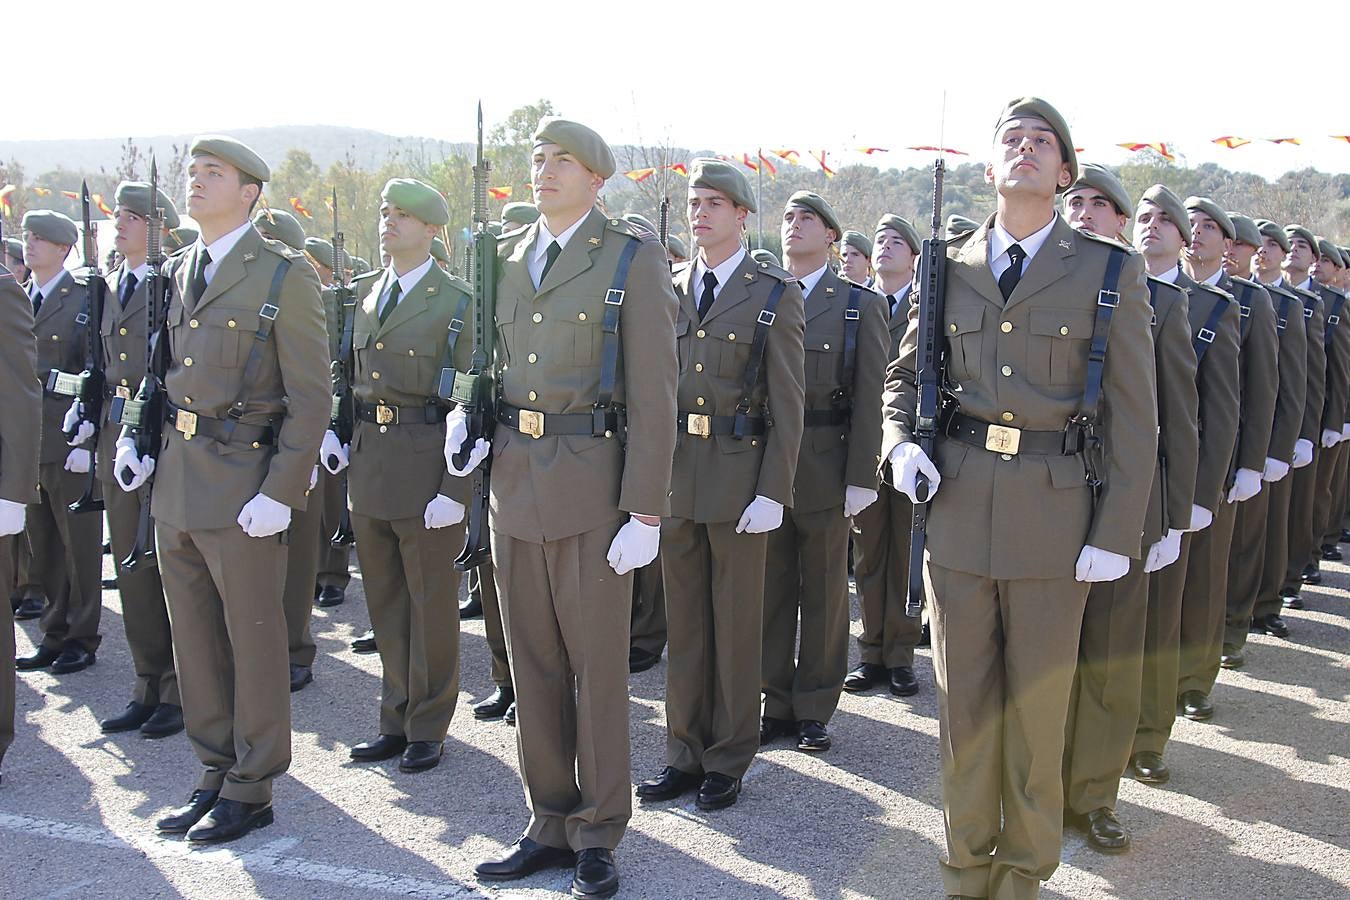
left=488, top=185, right=514, bottom=198
left=906, top=146, right=970, bottom=156
left=1117, top=142, right=1175, bottom=161
left=31, top=187, right=51, bottom=197
left=623, top=169, right=657, bottom=183
left=740, top=153, right=760, bottom=173
left=1213, top=136, right=1251, bottom=149
left=92, top=194, right=113, bottom=217
left=1267, top=137, right=1300, bottom=145
left=811, top=150, right=835, bottom=177
left=0, top=184, right=14, bottom=215
left=856, top=147, right=887, bottom=155
left=757, top=152, right=777, bottom=176
left=290, top=197, right=312, bottom=219
left=669, top=163, right=688, bottom=177
left=771, top=149, right=801, bottom=165
left=1333, top=136, right=1350, bottom=144
left=61, top=190, right=79, bottom=200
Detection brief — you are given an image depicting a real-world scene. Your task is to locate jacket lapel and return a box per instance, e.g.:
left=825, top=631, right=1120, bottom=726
left=378, top=264, right=435, bottom=335
left=361, top=270, right=390, bottom=326
left=117, top=269, right=149, bottom=324
left=805, top=268, right=844, bottom=324
left=673, top=262, right=698, bottom=323
left=701, top=253, right=755, bottom=323
left=953, top=216, right=1004, bottom=308
left=501, top=222, right=538, bottom=301
left=536, top=208, right=604, bottom=298
left=1003, top=216, right=1076, bottom=311
left=34, top=271, right=73, bottom=327
left=194, top=229, right=259, bottom=313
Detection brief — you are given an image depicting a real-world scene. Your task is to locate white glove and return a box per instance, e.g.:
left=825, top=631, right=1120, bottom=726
left=1227, top=468, right=1262, bottom=503
left=63, top=400, right=94, bottom=446
left=1186, top=505, right=1213, bottom=532
left=0, top=498, right=25, bottom=537
left=1292, top=438, right=1314, bottom=468
left=843, top=485, right=879, bottom=518
left=888, top=442, right=940, bottom=503
left=735, top=495, right=784, bottom=534
left=236, top=492, right=291, bottom=538
left=606, top=516, right=660, bottom=575
left=1262, top=457, right=1290, bottom=483
left=1074, top=545, right=1130, bottom=583
left=63, top=447, right=91, bottom=474
left=1342, top=422, right=1350, bottom=442
left=308, top=465, right=319, bottom=492
left=320, top=430, right=349, bottom=474
left=423, top=493, right=465, bottom=529
left=1143, top=529, right=1183, bottom=573
left=1322, top=428, right=1340, bottom=449
left=63, top=399, right=82, bottom=433
left=113, top=437, right=154, bottom=491
left=443, top=407, right=490, bottom=476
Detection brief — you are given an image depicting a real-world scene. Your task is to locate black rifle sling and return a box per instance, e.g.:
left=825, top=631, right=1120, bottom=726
left=1076, top=247, right=1127, bottom=424
left=594, top=237, right=641, bottom=429
left=834, top=285, right=862, bottom=411
left=1324, top=292, right=1345, bottom=346
left=1192, top=292, right=1231, bottom=364
left=1274, top=291, right=1292, bottom=332
left=220, top=258, right=291, bottom=443
left=734, top=281, right=787, bottom=439
left=430, top=287, right=472, bottom=390
left=1234, top=281, right=1255, bottom=340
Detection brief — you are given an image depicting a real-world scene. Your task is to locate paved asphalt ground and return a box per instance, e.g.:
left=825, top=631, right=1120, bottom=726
left=1, top=539, right=1347, bottom=899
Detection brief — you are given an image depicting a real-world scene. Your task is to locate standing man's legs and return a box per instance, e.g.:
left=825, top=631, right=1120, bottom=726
left=281, top=485, right=321, bottom=676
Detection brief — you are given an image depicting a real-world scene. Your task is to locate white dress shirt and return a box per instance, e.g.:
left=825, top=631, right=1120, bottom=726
left=195, top=220, right=254, bottom=284
left=797, top=263, right=830, bottom=299
left=1155, top=265, right=1180, bottom=285
left=29, top=270, right=67, bottom=304
left=378, top=254, right=434, bottom=319
left=691, top=246, right=747, bottom=302
left=989, top=214, right=1058, bottom=280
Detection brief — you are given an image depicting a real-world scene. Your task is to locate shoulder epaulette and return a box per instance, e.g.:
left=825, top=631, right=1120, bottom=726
left=1230, top=275, right=1263, bottom=290
left=168, top=244, right=193, bottom=259
left=499, top=223, right=530, bottom=240
left=751, top=259, right=795, bottom=284
left=351, top=268, right=382, bottom=284
left=1193, top=280, right=1235, bottom=303
left=671, top=260, right=692, bottom=276
left=603, top=216, right=651, bottom=243
left=1145, top=274, right=1187, bottom=299
left=260, top=236, right=302, bottom=260
left=1073, top=229, right=1133, bottom=253
left=444, top=272, right=472, bottom=296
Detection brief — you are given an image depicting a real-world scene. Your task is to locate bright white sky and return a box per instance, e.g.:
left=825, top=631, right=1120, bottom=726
left=8, top=0, right=1348, bottom=181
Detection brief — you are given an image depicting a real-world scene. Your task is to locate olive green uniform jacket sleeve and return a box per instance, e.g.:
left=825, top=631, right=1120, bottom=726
left=1224, top=275, right=1279, bottom=472
left=1294, top=285, right=1326, bottom=442
left=1148, top=280, right=1199, bottom=540
left=0, top=266, right=41, bottom=504
left=1176, top=272, right=1241, bottom=513
left=1316, top=285, right=1350, bottom=431
left=1265, top=284, right=1307, bottom=462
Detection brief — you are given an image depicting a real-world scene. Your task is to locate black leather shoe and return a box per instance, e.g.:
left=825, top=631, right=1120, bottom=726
left=141, top=704, right=184, bottom=739
left=315, top=586, right=345, bottom=608
left=636, top=766, right=701, bottom=802
left=504, top=701, right=517, bottom=726
left=1284, top=594, right=1305, bottom=610
left=289, top=664, right=313, bottom=692
left=572, top=847, right=619, bottom=899
left=1341, top=528, right=1350, bottom=544
left=399, top=740, right=443, bottom=772
left=50, top=646, right=95, bottom=674
left=1253, top=613, right=1290, bottom=638
left=350, top=630, right=377, bottom=654
left=1081, top=807, right=1130, bottom=853
left=187, top=798, right=273, bottom=844
left=1220, top=645, right=1245, bottom=669
left=473, top=685, right=515, bottom=719
left=917, top=621, right=931, bottom=648
left=350, top=734, right=407, bottom=761
left=16, top=645, right=60, bottom=670
left=475, top=836, right=575, bottom=881
left=1179, top=690, right=1214, bottom=721
left=797, top=720, right=832, bottom=752
left=1321, top=544, right=1343, bottom=561
left=842, top=662, right=886, bottom=693
left=696, top=772, right=741, bottom=810
left=459, top=593, right=483, bottom=619
left=100, top=701, right=155, bottom=733
left=13, top=596, right=43, bottom=620
left=1300, top=562, right=1322, bottom=585
left=890, top=666, right=919, bottom=697
left=101, top=577, right=117, bottom=589
left=156, top=789, right=220, bottom=834
left=1129, top=751, right=1170, bottom=784
left=102, top=539, right=112, bottom=555
left=759, top=715, right=795, bottom=745
left=628, top=646, right=660, bottom=673
left=1278, top=584, right=1300, bottom=599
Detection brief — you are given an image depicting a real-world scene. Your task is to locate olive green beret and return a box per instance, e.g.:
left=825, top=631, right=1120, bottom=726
left=1227, top=213, right=1262, bottom=248
left=1068, top=163, right=1131, bottom=217
left=1183, top=196, right=1235, bottom=241
left=993, top=96, right=1077, bottom=190
left=875, top=214, right=921, bottom=254
left=167, top=226, right=198, bottom=253
left=666, top=233, right=689, bottom=259
left=751, top=248, right=781, bottom=267
left=689, top=157, right=756, bottom=212
left=1284, top=224, right=1318, bottom=254
left=305, top=236, right=337, bottom=269
left=251, top=208, right=306, bottom=252
left=351, top=256, right=371, bottom=275
left=1317, top=238, right=1344, bottom=267
left=945, top=214, right=981, bottom=240
left=623, top=213, right=658, bottom=235
left=22, top=209, right=78, bottom=247
left=533, top=117, right=616, bottom=179
left=430, top=235, right=452, bottom=265
left=189, top=134, right=270, bottom=182
left=842, top=230, right=873, bottom=260
left=4, top=237, right=24, bottom=264
left=1139, top=184, right=1192, bottom=245
left=381, top=178, right=449, bottom=226
left=1256, top=220, right=1290, bottom=252
left=113, top=181, right=181, bottom=229
left=501, top=202, right=539, bottom=227
left=786, top=190, right=841, bottom=241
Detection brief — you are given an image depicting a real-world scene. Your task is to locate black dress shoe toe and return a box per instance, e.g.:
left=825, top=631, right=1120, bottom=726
left=100, top=701, right=156, bottom=733
left=797, top=719, right=832, bottom=752
left=459, top=594, right=483, bottom=618
left=889, top=666, right=919, bottom=697
left=504, top=701, right=516, bottom=726
left=15, top=645, right=60, bottom=671
left=472, top=686, right=515, bottom=719
left=1253, top=614, right=1290, bottom=638
left=1179, top=690, right=1214, bottom=721
left=572, top=847, right=619, bottom=899
left=842, top=662, right=886, bottom=693
left=399, top=740, right=443, bottom=772
left=1321, top=544, right=1343, bottom=561
left=50, top=647, right=95, bottom=674
left=187, top=798, right=273, bottom=844
left=696, top=772, right=741, bottom=810
left=917, top=622, right=931, bottom=648
left=315, top=586, right=345, bottom=608
left=101, top=577, right=118, bottom=590
left=156, top=789, right=220, bottom=834
left=350, top=734, right=407, bottom=761
left=13, top=596, right=44, bottom=620
left=1283, top=595, right=1305, bottom=610
left=1129, top=751, right=1170, bottom=784
left=141, top=704, right=184, bottom=739
left=1220, top=646, right=1245, bottom=669
left=1084, top=807, right=1130, bottom=853
left=350, top=630, right=378, bottom=654
left=1341, top=528, right=1350, bottom=544
left=636, top=766, right=701, bottom=802
left=475, top=836, right=575, bottom=881
left=759, top=715, right=795, bottom=746
left=1300, top=562, right=1322, bottom=585
left=289, top=664, right=313, bottom=692
left=628, top=646, right=660, bottom=673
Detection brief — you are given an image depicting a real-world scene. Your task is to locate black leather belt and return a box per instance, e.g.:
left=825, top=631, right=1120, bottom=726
left=498, top=402, right=624, bottom=439
left=356, top=400, right=449, bottom=426
left=803, top=408, right=848, bottom=427
left=945, top=411, right=1077, bottom=456
left=165, top=401, right=275, bottom=446
left=678, top=411, right=767, bottom=437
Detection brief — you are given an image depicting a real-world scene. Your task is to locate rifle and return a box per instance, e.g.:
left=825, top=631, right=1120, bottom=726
left=449, top=102, right=498, bottom=572
left=327, top=187, right=356, bottom=548
left=46, top=181, right=107, bottom=514
left=906, top=159, right=948, bottom=617
left=109, top=158, right=170, bottom=573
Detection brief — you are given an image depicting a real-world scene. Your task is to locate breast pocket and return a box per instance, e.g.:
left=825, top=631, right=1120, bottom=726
left=352, top=330, right=373, bottom=381
left=804, top=331, right=843, bottom=386
left=197, top=308, right=255, bottom=368
left=946, top=306, right=985, bottom=382
left=549, top=300, right=602, bottom=365
left=715, top=325, right=753, bottom=378
left=1029, top=308, right=1096, bottom=385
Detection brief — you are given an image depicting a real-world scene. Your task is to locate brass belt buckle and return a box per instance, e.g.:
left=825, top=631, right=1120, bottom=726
left=115, top=386, right=132, bottom=400
left=985, top=423, right=1020, bottom=455
left=375, top=403, right=397, bottom=425
left=518, top=409, right=545, bottom=439
left=175, top=409, right=198, bottom=439
left=686, top=413, right=712, bottom=438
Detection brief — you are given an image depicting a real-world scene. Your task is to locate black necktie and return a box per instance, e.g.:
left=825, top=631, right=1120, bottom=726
left=190, top=248, right=211, bottom=306
left=540, top=240, right=562, bottom=283
left=698, top=270, right=718, bottom=320
left=120, top=272, right=138, bottom=308
left=379, top=280, right=402, bottom=325
left=31, top=290, right=43, bottom=317
left=999, top=243, right=1025, bottom=301
left=886, top=293, right=897, bottom=316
